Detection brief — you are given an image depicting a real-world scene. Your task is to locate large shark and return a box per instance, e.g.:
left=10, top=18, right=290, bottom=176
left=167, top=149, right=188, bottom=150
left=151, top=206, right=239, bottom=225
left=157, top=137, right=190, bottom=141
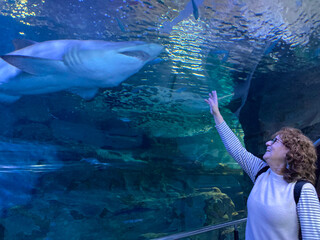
left=0, top=39, right=163, bottom=103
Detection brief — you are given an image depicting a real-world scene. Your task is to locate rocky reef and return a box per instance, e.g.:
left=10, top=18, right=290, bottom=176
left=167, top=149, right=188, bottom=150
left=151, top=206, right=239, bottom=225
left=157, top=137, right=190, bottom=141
left=234, top=43, right=320, bottom=156
left=0, top=88, right=247, bottom=239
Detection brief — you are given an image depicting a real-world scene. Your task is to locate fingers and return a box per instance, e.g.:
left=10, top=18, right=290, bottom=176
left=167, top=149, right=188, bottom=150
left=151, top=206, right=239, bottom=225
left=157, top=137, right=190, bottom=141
left=212, top=91, right=217, bottom=100
left=204, top=99, right=212, bottom=106
left=205, top=91, right=218, bottom=105
left=208, top=91, right=217, bottom=99
left=212, top=90, right=216, bottom=98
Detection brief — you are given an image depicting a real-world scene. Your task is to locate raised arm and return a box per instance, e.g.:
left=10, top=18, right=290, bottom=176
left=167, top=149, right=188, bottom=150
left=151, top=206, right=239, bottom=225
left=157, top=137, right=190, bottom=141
left=205, top=91, right=267, bottom=182
left=297, top=183, right=320, bottom=238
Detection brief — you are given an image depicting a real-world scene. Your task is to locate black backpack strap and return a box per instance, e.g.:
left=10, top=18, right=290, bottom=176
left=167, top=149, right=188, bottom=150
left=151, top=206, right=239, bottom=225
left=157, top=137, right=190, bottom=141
left=254, top=166, right=270, bottom=182
left=294, top=180, right=308, bottom=205
left=294, top=180, right=308, bottom=240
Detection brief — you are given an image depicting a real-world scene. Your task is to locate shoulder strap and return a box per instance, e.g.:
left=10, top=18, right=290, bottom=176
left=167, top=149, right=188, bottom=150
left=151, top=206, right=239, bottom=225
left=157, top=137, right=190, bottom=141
left=254, top=166, right=270, bottom=182
left=313, top=139, right=320, bottom=200
left=294, top=180, right=308, bottom=205
left=315, top=158, right=320, bottom=199
left=294, top=180, right=309, bottom=240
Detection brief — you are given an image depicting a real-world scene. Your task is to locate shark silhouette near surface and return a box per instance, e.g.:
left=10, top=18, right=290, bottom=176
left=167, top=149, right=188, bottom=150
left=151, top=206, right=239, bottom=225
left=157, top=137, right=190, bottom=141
left=0, top=39, right=163, bottom=103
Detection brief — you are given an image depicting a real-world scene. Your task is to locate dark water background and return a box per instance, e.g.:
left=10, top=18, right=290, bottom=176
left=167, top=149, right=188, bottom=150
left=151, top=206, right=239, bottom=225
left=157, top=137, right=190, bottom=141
left=0, top=0, right=320, bottom=239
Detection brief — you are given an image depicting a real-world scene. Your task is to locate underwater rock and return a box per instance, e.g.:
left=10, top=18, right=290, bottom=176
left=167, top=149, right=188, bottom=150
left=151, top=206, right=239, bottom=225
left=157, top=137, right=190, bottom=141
left=0, top=139, right=62, bottom=216
left=0, top=212, right=44, bottom=239
left=13, top=123, right=52, bottom=142
left=177, top=132, right=242, bottom=169
left=102, top=84, right=212, bottom=138
left=202, top=187, right=235, bottom=225
left=167, top=186, right=235, bottom=239
left=238, top=63, right=320, bottom=155
left=12, top=96, right=51, bottom=123
left=0, top=143, right=243, bottom=240
left=0, top=105, right=15, bottom=137
left=51, top=119, right=143, bottom=149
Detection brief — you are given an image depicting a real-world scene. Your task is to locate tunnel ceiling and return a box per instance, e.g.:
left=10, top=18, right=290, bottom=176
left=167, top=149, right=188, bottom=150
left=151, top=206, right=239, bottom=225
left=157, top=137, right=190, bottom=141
left=1, top=0, right=320, bottom=151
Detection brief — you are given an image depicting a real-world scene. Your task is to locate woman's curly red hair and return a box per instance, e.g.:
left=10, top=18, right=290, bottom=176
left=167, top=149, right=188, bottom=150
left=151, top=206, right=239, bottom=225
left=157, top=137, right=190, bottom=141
left=273, top=127, right=317, bottom=184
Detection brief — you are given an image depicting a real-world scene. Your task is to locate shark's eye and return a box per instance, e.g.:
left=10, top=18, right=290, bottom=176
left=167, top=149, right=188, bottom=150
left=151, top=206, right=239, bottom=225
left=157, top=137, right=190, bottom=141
left=119, top=51, right=150, bottom=61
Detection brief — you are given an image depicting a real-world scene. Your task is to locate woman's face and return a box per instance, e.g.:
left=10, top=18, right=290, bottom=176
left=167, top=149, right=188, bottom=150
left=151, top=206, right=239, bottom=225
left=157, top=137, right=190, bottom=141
left=263, top=135, right=289, bottom=166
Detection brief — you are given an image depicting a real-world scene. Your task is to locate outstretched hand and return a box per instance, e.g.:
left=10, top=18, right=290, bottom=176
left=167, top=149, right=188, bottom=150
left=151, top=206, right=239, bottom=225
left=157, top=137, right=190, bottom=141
left=205, top=90, right=224, bottom=124
left=205, top=91, right=219, bottom=116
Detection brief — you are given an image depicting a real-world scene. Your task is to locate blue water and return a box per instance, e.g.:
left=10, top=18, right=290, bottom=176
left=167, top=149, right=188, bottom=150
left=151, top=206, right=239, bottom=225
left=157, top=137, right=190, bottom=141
left=0, top=0, right=320, bottom=239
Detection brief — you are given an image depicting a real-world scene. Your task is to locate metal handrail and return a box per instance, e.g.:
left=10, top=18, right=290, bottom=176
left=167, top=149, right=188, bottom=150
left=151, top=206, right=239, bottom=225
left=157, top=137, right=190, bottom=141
left=152, top=218, right=247, bottom=240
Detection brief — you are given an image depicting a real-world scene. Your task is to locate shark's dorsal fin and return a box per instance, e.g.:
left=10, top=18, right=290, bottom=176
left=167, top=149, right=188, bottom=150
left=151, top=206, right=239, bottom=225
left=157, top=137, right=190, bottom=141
left=12, top=39, right=37, bottom=50
left=0, top=55, right=66, bottom=75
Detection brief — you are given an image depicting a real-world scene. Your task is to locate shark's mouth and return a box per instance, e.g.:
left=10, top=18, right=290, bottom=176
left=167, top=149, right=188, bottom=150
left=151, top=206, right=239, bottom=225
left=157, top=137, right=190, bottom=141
left=119, top=50, right=151, bottom=61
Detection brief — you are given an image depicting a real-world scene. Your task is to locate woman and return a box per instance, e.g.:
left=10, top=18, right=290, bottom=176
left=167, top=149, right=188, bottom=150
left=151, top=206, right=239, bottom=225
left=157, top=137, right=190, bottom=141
left=205, top=91, right=320, bottom=240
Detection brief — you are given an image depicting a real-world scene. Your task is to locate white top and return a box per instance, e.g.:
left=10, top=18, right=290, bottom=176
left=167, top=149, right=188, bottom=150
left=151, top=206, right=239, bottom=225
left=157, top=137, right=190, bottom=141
left=216, top=121, right=320, bottom=239
left=247, top=168, right=298, bottom=239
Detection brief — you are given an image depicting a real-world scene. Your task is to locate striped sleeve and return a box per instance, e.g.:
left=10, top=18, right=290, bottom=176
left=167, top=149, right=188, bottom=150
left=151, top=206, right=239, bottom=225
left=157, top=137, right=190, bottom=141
left=297, top=183, right=320, bottom=239
left=215, top=121, right=267, bottom=182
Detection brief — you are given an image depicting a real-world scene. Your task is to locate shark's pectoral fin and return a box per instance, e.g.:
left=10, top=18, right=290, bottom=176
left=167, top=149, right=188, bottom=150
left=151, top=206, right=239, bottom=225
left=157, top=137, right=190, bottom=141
left=0, top=55, right=66, bottom=75
left=0, top=93, right=21, bottom=103
left=12, top=39, right=37, bottom=50
left=68, top=88, right=99, bottom=100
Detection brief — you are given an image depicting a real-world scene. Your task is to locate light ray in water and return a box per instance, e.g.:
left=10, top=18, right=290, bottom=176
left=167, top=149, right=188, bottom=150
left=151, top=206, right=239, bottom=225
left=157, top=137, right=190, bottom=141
left=0, top=163, right=64, bottom=173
